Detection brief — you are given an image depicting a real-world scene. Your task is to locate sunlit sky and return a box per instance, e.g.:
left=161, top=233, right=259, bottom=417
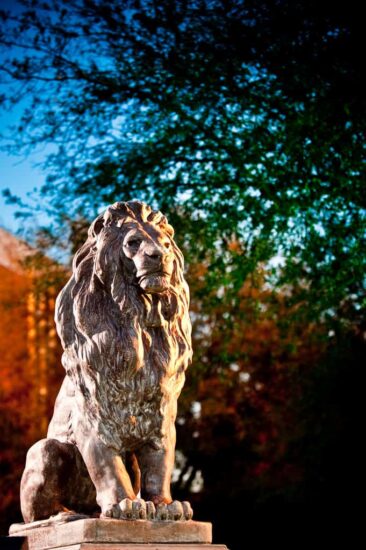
left=0, top=0, right=46, bottom=234
left=0, top=151, right=47, bottom=233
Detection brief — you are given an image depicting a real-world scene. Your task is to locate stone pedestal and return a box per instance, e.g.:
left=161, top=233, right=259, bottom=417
left=9, top=518, right=228, bottom=550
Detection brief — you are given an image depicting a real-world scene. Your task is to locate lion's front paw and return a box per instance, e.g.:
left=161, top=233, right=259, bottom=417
left=156, top=500, right=193, bottom=521
left=101, top=498, right=192, bottom=521
left=102, top=498, right=155, bottom=520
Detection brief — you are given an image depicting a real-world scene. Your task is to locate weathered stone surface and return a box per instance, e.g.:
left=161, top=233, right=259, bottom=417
left=27, top=545, right=228, bottom=550
left=9, top=518, right=213, bottom=549
left=19, top=201, right=194, bottom=523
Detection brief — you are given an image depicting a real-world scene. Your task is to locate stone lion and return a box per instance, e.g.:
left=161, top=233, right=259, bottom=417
left=21, top=201, right=193, bottom=522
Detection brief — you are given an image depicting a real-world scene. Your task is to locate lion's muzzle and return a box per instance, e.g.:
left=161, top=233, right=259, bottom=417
left=138, top=271, right=171, bottom=293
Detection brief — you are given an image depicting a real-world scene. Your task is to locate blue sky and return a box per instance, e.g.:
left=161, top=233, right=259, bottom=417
left=0, top=150, right=47, bottom=233
left=0, top=0, right=46, bottom=234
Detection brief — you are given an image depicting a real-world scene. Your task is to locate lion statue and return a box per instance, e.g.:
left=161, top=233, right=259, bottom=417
left=21, top=200, right=193, bottom=522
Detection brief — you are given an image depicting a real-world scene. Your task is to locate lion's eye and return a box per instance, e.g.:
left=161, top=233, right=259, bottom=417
left=126, top=239, right=141, bottom=248
left=163, top=241, right=171, bottom=249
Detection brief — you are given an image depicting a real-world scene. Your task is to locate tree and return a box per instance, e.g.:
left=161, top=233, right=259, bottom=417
left=0, top=0, right=364, bottom=325
left=0, top=3, right=364, bottom=546
left=173, top=262, right=365, bottom=547
left=0, top=253, right=66, bottom=534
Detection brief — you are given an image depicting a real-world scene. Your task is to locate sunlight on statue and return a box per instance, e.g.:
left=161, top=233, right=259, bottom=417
left=20, top=201, right=193, bottom=522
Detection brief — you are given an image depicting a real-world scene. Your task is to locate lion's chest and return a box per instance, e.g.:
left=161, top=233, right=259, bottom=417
left=68, top=320, right=189, bottom=451
left=97, top=381, right=165, bottom=450
left=74, top=359, right=183, bottom=451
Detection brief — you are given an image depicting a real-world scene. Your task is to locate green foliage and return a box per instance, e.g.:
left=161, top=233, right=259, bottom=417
left=0, top=0, right=365, bottom=324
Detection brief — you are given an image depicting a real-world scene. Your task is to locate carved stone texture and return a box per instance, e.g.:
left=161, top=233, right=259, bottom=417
left=20, top=201, right=193, bottom=523
left=9, top=517, right=214, bottom=549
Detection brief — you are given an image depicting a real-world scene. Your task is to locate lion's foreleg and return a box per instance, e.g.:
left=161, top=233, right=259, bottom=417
left=137, top=423, right=193, bottom=521
left=76, top=433, right=136, bottom=517
left=137, top=424, right=175, bottom=505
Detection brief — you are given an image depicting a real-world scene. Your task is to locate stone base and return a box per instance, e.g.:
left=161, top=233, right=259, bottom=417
left=28, top=546, right=228, bottom=550
left=9, top=518, right=227, bottom=550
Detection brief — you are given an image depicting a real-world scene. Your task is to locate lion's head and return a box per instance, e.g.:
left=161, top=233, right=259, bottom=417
left=103, top=201, right=176, bottom=294
left=75, top=200, right=182, bottom=294
left=56, top=201, right=192, bottom=384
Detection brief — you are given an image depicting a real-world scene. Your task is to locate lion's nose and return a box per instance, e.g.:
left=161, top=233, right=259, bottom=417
left=146, top=250, right=160, bottom=259
left=144, top=246, right=163, bottom=260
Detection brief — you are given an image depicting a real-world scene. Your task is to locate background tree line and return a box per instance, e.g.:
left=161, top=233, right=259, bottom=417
left=0, top=1, right=364, bottom=547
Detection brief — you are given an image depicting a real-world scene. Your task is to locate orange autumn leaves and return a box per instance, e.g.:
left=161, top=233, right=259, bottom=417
left=183, top=259, right=326, bottom=489
left=0, top=253, right=66, bottom=531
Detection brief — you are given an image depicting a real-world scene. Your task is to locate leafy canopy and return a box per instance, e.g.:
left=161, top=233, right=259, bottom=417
left=0, top=0, right=365, bottom=322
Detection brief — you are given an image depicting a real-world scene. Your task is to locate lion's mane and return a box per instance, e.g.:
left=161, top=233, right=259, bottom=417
left=55, top=201, right=192, bottom=452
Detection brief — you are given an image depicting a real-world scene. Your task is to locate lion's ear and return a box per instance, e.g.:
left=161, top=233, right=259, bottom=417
left=88, top=214, right=105, bottom=238
left=104, top=204, right=135, bottom=227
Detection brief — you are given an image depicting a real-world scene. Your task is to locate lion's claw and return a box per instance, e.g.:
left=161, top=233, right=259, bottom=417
left=182, top=501, right=193, bottom=520
left=167, top=500, right=183, bottom=520
left=146, top=500, right=156, bottom=520
left=156, top=502, right=168, bottom=520
left=119, top=498, right=133, bottom=519
left=132, top=498, right=147, bottom=519
left=101, top=503, right=122, bottom=519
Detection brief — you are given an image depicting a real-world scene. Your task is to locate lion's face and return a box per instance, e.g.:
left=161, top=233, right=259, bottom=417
left=122, top=224, right=174, bottom=294
left=58, top=199, right=192, bottom=383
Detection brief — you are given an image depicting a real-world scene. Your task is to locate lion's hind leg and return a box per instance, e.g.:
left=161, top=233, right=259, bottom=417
left=20, top=438, right=96, bottom=523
